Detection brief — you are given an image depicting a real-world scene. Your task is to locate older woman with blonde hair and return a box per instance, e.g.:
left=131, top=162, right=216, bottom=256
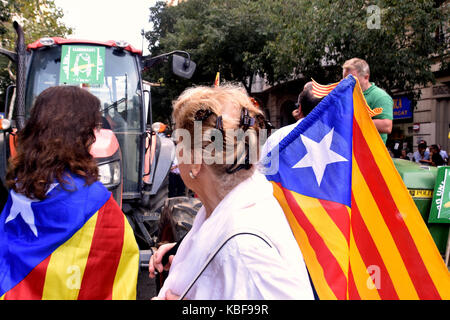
left=149, top=85, right=314, bottom=300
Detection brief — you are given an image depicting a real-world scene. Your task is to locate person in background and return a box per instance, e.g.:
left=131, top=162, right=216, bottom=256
left=149, top=85, right=314, bottom=300
left=342, top=58, right=393, bottom=145
left=399, top=149, right=411, bottom=161
left=420, top=144, right=445, bottom=167
left=152, top=122, right=167, bottom=137
left=388, top=147, right=394, bottom=158
left=168, top=156, right=186, bottom=197
left=414, top=142, right=430, bottom=164
left=260, top=81, right=323, bottom=160
left=419, top=139, right=430, bottom=153
left=438, top=144, right=448, bottom=165
left=292, top=108, right=301, bottom=121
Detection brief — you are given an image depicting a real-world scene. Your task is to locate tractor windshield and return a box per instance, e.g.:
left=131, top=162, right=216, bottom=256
left=25, top=44, right=144, bottom=198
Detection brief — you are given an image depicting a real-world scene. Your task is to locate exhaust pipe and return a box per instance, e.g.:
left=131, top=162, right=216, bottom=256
left=13, top=21, right=26, bottom=130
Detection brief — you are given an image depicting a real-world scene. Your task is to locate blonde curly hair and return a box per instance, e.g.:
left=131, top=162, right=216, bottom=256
left=172, top=84, right=266, bottom=193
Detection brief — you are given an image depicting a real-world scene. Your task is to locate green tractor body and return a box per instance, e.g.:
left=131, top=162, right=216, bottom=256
left=393, top=159, right=449, bottom=254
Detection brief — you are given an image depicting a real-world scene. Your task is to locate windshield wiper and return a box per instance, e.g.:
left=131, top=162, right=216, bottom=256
left=103, top=97, right=126, bottom=112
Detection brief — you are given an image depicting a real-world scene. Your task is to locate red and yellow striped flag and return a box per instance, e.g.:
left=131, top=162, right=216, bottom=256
left=214, top=72, right=220, bottom=87
left=264, top=76, right=450, bottom=299
left=0, top=177, right=139, bottom=300
left=311, top=78, right=339, bottom=98
left=312, top=78, right=382, bottom=118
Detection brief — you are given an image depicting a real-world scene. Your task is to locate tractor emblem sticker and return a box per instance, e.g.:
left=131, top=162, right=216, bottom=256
left=59, top=45, right=105, bottom=85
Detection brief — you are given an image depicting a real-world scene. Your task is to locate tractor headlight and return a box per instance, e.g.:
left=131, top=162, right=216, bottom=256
left=98, top=160, right=121, bottom=188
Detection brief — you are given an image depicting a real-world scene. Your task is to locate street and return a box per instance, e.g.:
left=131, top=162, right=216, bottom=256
left=137, top=267, right=157, bottom=300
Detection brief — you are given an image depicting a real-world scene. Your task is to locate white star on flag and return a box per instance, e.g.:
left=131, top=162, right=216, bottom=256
left=293, top=128, right=348, bottom=186
left=5, top=183, right=58, bottom=237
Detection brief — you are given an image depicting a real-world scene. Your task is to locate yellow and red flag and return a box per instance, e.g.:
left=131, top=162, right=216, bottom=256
left=214, top=72, right=220, bottom=87
left=311, top=78, right=339, bottom=98
left=0, top=176, right=139, bottom=300
left=263, top=76, right=450, bottom=299
left=312, top=78, right=382, bottom=118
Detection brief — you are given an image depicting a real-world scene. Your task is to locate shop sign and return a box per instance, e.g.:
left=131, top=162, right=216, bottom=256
left=393, top=96, right=412, bottom=120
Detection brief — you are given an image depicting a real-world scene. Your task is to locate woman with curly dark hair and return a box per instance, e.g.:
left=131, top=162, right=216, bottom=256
left=0, top=86, right=139, bottom=300
left=6, top=86, right=101, bottom=198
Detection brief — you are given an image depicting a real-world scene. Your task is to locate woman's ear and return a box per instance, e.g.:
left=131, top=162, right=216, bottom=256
left=190, top=163, right=202, bottom=177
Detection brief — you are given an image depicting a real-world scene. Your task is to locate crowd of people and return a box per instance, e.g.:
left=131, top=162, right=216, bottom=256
left=392, top=141, right=448, bottom=167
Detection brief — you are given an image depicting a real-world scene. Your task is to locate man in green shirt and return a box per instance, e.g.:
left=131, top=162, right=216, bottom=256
left=342, top=58, right=393, bottom=144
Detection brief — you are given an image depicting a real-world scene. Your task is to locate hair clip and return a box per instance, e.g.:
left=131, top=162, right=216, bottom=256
left=226, top=144, right=251, bottom=174
left=240, top=108, right=255, bottom=131
left=264, top=119, right=275, bottom=130
left=215, top=115, right=224, bottom=132
left=194, top=109, right=213, bottom=121
left=254, top=114, right=266, bottom=129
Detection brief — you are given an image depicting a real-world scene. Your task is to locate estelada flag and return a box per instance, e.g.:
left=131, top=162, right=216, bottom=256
left=263, top=75, right=450, bottom=299
left=0, top=175, right=139, bottom=300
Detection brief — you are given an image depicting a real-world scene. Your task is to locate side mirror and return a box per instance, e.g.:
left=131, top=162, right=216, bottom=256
left=0, top=47, right=17, bottom=63
left=0, top=85, right=16, bottom=131
left=172, top=54, right=196, bottom=79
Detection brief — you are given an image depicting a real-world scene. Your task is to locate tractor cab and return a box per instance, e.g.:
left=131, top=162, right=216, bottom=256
left=0, top=22, right=197, bottom=252
left=23, top=38, right=145, bottom=203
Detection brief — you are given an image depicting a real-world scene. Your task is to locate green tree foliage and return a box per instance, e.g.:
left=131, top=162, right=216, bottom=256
left=0, top=1, right=12, bottom=39
left=0, top=0, right=72, bottom=110
left=144, top=0, right=278, bottom=126
left=266, top=0, right=448, bottom=100
left=148, top=0, right=276, bottom=90
left=146, top=0, right=448, bottom=123
left=1, top=0, right=72, bottom=49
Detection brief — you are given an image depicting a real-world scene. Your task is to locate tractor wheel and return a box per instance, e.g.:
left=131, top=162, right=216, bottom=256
left=155, top=196, right=201, bottom=291
left=158, top=196, right=201, bottom=243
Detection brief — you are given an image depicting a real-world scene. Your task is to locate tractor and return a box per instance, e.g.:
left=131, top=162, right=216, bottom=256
left=0, top=22, right=201, bottom=276
left=392, top=158, right=450, bottom=262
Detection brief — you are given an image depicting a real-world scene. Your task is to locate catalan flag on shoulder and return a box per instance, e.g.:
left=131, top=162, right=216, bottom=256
left=0, top=175, right=139, bottom=300
left=263, top=75, right=450, bottom=299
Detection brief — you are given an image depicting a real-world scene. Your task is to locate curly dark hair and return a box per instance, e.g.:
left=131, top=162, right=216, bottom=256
left=6, top=86, right=102, bottom=200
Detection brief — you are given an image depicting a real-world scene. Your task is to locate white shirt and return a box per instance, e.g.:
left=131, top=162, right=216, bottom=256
left=413, top=150, right=430, bottom=163
left=260, top=119, right=303, bottom=161
left=170, top=156, right=180, bottom=174
left=158, top=171, right=314, bottom=300
left=259, top=119, right=303, bottom=176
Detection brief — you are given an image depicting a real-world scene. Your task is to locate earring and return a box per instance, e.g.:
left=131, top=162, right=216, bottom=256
left=189, top=171, right=196, bottom=179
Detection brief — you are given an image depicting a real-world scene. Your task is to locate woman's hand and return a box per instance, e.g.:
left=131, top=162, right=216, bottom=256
left=148, top=242, right=177, bottom=279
